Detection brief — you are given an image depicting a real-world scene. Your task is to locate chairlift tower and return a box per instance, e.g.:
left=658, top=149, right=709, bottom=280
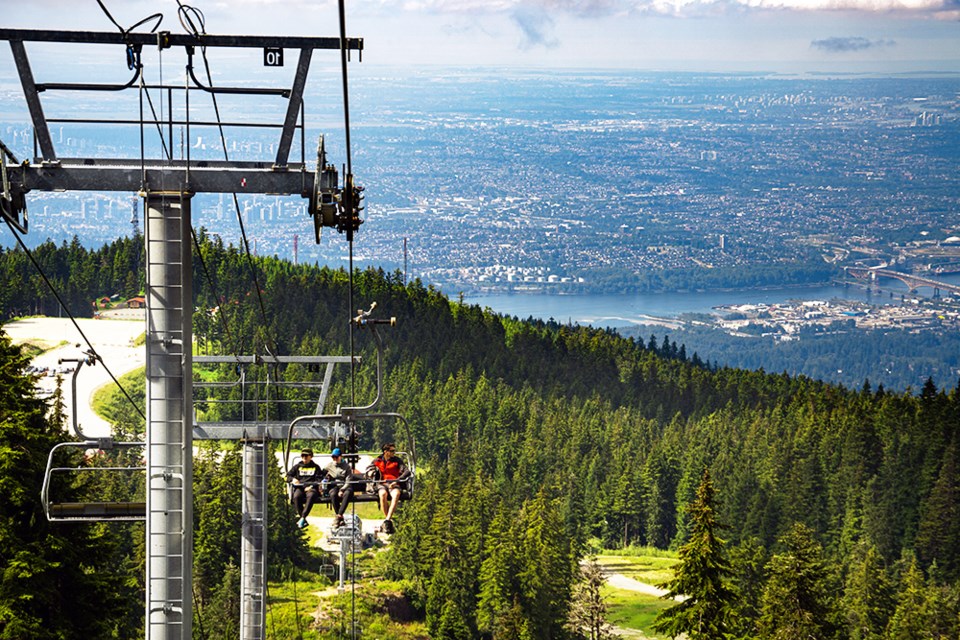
left=0, top=25, right=363, bottom=640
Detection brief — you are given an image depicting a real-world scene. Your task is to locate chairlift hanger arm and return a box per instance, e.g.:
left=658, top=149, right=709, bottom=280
left=185, top=46, right=292, bottom=97
left=57, top=351, right=98, bottom=439
left=38, top=81, right=286, bottom=97
left=36, top=66, right=142, bottom=93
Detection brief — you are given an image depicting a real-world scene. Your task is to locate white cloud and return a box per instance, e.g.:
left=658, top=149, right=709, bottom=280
left=373, top=0, right=956, bottom=15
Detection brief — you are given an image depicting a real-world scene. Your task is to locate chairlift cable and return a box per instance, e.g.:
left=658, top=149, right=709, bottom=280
left=290, top=564, right=304, bottom=640
left=336, top=2, right=363, bottom=630
left=191, top=585, right=208, bottom=640
left=138, top=73, right=171, bottom=161
left=96, top=0, right=163, bottom=36
left=190, top=228, right=238, bottom=355
left=266, top=578, right=278, bottom=639
left=96, top=1, right=169, bottom=160
left=158, top=39, right=165, bottom=168
left=175, top=1, right=281, bottom=358
left=2, top=217, right=146, bottom=422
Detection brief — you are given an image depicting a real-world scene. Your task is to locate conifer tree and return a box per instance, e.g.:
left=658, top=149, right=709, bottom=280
left=652, top=468, right=736, bottom=640
left=425, top=487, right=478, bottom=639
left=204, top=561, right=241, bottom=640
left=842, top=542, right=893, bottom=640
left=728, top=536, right=767, bottom=637
left=193, top=445, right=244, bottom=606
left=885, top=554, right=929, bottom=639
left=0, top=332, right=133, bottom=638
left=517, top=488, right=575, bottom=640
left=916, top=562, right=960, bottom=639
left=914, top=442, right=960, bottom=581
left=477, top=508, right=518, bottom=636
left=758, top=522, right=836, bottom=640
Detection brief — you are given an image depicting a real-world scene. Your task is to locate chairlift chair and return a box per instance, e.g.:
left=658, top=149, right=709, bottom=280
left=41, top=352, right=147, bottom=522
left=283, top=303, right=417, bottom=509
left=42, top=440, right=146, bottom=522
left=302, top=447, right=415, bottom=507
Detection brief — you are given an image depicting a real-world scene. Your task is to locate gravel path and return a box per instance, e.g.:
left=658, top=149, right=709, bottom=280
left=4, top=314, right=146, bottom=437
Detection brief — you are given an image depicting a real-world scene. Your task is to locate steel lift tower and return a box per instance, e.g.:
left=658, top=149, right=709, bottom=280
left=1, top=24, right=362, bottom=640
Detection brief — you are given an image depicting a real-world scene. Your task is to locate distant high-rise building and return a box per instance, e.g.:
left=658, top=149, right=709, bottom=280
left=130, top=198, right=140, bottom=236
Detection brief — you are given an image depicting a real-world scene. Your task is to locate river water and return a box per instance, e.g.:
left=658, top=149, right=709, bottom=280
left=465, top=274, right=960, bottom=329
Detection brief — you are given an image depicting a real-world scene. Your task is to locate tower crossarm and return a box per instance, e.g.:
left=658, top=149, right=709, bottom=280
left=5, top=159, right=311, bottom=197
left=0, top=28, right=361, bottom=51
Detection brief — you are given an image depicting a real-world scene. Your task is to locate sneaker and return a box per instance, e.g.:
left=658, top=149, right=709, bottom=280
left=298, top=517, right=308, bottom=529
left=382, top=519, right=394, bottom=534
left=334, top=514, right=345, bottom=528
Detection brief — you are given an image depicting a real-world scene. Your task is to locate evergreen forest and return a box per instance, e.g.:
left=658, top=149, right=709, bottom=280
left=1, top=235, right=960, bottom=639
left=621, top=321, right=960, bottom=393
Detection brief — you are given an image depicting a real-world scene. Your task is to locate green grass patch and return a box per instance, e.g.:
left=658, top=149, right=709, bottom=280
left=603, top=585, right=671, bottom=639
left=267, top=548, right=428, bottom=639
left=91, top=366, right=146, bottom=434
left=346, top=500, right=387, bottom=520
left=602, top=544, right=679, bottom=559
left=595, top=551, right=678, bottom=586
left=19, top=342, right=45, bottom=358
left=266, top=573, right=336, bottom=637
left=13, top=338, right=69, bottom=357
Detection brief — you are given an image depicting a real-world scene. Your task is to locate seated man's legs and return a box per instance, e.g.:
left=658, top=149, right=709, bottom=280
left=384, top=485, right=402, bottom=520
left=291, top=486, right=306, bottom=517
left=337, top=486, right=355, bottom=517
left=327, top=484, right=341, bottom=513
left=377, top=485, right=390, bottom=514
left=301, top=487, right=320, bottom=518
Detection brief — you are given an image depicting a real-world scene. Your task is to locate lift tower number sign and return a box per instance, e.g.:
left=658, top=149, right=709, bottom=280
left=264, top=47, right=283, bottom=66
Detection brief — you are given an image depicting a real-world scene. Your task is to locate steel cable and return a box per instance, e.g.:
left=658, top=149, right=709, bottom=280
left=3, top=217, right=146, bottom=422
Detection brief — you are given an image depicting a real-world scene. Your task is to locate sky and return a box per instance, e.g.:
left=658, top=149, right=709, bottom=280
left=0, top=0, right=958, bottom=73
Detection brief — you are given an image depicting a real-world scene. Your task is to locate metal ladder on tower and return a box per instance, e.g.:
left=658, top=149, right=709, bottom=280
left=145, top=193, right=193, bottom=637
left=241, top=437, right=268, bottom=640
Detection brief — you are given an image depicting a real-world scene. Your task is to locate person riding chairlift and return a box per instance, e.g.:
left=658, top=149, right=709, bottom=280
left=287, top=447, right=355, bottom=529
left=367, top=442, right=410, bottom=534
left=286, top=448, right=322, bottom=529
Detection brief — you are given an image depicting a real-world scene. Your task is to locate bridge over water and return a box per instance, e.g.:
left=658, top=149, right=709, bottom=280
left=845, top=267, right=960, bottom=296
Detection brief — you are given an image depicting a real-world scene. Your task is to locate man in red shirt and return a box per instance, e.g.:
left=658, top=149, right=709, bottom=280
left=369, top=442, right=409, bottom=533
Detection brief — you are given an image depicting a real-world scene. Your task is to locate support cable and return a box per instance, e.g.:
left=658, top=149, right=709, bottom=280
left=176, top=1, right=280, bottom=357
left=338, top=0, right=357, bottom=409
left=95, top=0, right=163, bottom=35
left=336, top=2, right=361, bottom=632
left=138, top=57, right=172, bottom=162
left=2, top=217, right=146, bottom=422
left=291, top=565, right=304, bottom=640
left=266, top=580, right=277, bottom=639
left=190, top=229, right=238, bottom=354
left=96, top=1, right=169, bottom=160
left=192, top=586, right=207, bottom=640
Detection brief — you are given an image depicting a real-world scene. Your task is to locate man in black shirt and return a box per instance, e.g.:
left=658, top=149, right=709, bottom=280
left=287, top=448, right=322, bottom=528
